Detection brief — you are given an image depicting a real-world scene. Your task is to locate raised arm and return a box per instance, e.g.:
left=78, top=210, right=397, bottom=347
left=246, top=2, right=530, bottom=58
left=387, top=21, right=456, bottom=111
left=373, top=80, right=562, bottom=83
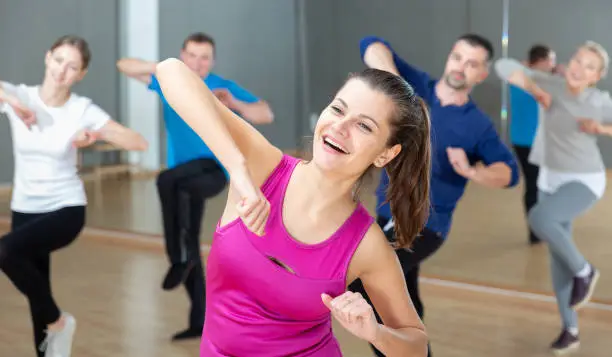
left=116, top=58, right=157, bottom=84
left=360, top=36, right=432, bottom=98
left=154, top=58, right=282, bottom=186
left=361, top=41, right=401, bottom=76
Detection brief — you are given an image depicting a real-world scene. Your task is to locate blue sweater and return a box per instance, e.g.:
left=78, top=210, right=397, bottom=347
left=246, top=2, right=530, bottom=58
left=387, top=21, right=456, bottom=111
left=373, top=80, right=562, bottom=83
left=363, top=36, right=520, bottom=238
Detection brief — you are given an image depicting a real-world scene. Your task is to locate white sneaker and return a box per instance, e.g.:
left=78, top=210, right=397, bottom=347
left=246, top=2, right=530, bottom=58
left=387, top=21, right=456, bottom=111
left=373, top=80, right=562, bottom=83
left=40, top=313, right=77, bottom=357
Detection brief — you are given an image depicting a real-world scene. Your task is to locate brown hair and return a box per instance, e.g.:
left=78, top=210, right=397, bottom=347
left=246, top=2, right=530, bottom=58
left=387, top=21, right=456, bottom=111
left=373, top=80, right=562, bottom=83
left=348, top=69, right=432, bottom=249
left=182, top=32, right=216, bottom=50
left=50, top=35, right=91, bottom=70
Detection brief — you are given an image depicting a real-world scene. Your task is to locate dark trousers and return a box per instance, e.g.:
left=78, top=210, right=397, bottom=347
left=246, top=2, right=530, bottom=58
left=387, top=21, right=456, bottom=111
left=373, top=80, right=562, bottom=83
left=348, top=217, right=445, bottom=357
left=156, top=158, right=227, bottom=328
left=0, top=205, right=85, bottom=357
left=513, top=144, right=540, bottom=243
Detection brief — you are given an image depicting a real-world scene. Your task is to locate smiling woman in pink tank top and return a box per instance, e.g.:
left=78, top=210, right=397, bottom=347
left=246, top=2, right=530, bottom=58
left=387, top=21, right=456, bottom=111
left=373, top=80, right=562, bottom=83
left=156, top=58, right=432, bottom=357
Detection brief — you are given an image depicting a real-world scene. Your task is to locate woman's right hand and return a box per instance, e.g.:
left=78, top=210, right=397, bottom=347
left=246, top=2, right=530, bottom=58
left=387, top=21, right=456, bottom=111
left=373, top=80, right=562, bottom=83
left=6, top=96, right=36, bottom=128
left=230, top=165, right=270, bottom=236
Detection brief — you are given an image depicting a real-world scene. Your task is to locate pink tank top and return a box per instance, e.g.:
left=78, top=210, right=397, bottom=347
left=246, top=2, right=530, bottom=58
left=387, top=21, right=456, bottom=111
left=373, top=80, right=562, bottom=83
left=200, top=155, right=374, bottom=356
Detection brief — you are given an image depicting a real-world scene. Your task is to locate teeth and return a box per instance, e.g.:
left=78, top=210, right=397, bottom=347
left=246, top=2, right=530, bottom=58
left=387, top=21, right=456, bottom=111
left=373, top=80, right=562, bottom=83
left=324, top=137, right=347, bottom=153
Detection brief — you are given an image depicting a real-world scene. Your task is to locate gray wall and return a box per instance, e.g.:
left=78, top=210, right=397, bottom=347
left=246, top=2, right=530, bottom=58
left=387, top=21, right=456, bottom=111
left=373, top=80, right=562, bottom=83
left=302, top=0, right=502, bottom=134
left=302, top=0, right=612, bottom=166
left=3, top=0, right=612, bottom=184
left=0, top=0, right=120, bottom=183
left=158, top=0, right=302, bottom=151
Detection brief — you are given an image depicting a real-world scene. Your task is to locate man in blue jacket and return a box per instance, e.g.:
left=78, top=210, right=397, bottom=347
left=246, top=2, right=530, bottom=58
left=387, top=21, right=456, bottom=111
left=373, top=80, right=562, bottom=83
left=348, top=34, right=519, bottom=357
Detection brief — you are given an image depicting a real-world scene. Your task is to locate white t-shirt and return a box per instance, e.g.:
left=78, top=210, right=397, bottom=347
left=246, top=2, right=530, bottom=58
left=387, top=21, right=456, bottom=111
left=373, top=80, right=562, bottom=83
left=0, top=81, right=110, bottom=213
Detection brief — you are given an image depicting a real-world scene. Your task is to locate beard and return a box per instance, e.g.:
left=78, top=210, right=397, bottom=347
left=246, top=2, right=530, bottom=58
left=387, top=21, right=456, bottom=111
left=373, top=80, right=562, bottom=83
left=443, top=72, right=468, bottom=90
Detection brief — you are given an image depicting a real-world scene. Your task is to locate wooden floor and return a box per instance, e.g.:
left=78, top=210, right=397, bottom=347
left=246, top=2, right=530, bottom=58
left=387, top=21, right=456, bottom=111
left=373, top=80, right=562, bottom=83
left=1, top=174, right=612, bottom=356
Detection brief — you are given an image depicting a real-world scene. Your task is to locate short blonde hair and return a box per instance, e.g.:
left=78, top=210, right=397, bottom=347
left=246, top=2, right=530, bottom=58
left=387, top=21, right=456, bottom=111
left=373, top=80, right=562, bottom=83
left=582, top=40, right=609, bottom=77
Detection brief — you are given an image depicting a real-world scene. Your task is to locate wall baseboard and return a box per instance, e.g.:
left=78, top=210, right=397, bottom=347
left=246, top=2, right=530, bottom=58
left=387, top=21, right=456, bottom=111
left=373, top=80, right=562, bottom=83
left=0, top=183, right=11, bottom=196
left=0, top=149, right=307, bottom=197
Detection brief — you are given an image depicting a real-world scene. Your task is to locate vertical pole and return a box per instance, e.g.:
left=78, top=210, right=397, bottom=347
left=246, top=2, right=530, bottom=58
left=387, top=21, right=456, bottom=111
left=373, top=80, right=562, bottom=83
left=500, top=0, right=510, bottom=143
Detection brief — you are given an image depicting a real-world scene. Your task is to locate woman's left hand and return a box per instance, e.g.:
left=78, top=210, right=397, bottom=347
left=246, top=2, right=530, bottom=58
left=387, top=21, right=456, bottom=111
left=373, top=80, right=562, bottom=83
left=322, top=292, right=379, bottom=343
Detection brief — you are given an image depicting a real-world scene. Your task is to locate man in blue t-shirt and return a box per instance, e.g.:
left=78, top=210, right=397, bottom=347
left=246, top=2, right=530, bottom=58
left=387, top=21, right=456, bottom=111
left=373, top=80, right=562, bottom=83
left=509, top=44, right=558, bottom=245
left=117, top=32, right=274, bottom=341
left=348, top=34, right=520, bottom=357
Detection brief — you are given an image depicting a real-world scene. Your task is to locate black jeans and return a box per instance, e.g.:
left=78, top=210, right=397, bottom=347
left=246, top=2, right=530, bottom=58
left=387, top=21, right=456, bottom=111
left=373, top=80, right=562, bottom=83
left=0, top=205, right=85, bottom=357
left=156, top=158, right=227, bottom=327
left=348, top=216, right=445, bottom=357
left=513, top=144, right=540, bottom=243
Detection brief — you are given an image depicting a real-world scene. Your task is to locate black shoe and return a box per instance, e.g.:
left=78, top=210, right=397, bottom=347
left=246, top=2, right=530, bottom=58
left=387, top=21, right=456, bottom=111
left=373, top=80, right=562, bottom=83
left=162, top=261, right=195, bottom=291
left=550, top=329, right=579, bottom=355
left=171, top=326, right=203, bottom=341
left=569, top=265, right=600, bottom=310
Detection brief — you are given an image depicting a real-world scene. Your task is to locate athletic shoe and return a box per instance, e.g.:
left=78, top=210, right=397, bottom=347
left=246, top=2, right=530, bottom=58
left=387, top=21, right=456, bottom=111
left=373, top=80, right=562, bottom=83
left=550, top=329, right=579, bottom=356
left=570, top=265, right=600, bottom=310
left=40, top=312, right=77, bottom=357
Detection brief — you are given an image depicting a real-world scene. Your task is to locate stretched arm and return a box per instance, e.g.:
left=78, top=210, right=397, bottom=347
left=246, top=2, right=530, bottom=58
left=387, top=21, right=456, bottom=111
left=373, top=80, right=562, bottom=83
left=213, top=86, right=274, bottom=124
left=346, top=225, right=428, bottom=357
left=0, top=82, right=36, bottom=126
left=75, top=103, right=148, bottom=151
left=232, top=99, right=274, bottom=124
left=116, top=58, right=157, bottom=84
left=494, top=58, right=551, bottom=108
left=97, top=120, right=148, bottom=151
left=154, top=58, right=282, bottom=185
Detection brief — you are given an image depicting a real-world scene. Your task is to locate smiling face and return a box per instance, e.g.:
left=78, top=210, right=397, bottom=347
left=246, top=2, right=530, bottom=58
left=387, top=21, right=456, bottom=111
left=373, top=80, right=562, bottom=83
left=565, top=46, right=605, bottom=90
left=44, top=36, right=90, bottom=89
left=442, top=39, right=490, bottom=91
left=312, top=77, right=400, bottom=178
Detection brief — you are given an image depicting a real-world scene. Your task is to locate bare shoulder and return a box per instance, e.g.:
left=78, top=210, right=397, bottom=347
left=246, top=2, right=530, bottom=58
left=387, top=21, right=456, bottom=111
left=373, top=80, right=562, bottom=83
left=348, top=222, right=397, bottom=281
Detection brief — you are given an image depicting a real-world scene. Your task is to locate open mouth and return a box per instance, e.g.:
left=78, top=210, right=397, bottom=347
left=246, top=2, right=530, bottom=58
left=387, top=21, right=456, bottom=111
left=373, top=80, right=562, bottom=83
left=323, top=135, right=348, bottom=154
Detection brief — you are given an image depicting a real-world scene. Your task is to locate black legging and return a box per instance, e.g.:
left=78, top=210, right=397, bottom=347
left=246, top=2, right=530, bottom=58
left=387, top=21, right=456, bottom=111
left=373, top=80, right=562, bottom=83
left=156, top=158, right=227, bottom=327
left=348, top=217, right=445, bottom=357
left=513, top=144, right=540, bottom=243
left=0, top=205, right=85, bottom=357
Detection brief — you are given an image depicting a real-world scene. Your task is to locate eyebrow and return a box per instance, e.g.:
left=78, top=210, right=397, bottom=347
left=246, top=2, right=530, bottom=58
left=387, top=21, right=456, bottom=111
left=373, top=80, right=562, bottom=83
left=336, top=98, right=380, bottom=128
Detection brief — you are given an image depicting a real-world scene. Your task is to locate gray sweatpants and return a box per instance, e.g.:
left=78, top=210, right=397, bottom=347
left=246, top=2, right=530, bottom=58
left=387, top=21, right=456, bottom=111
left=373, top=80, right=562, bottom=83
left=528, top=181, right=598, bottom=329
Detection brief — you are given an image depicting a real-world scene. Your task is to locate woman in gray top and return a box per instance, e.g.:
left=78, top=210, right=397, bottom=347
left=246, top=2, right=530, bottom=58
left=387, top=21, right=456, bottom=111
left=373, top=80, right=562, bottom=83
left=495, top=41, right=611, bottom=355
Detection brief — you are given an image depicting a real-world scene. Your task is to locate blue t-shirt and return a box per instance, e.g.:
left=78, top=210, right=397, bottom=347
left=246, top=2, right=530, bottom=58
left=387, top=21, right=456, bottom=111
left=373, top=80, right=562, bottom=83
left=362, top=36, right=519, bottom=239
left=509, top=84, right=539, bottom=147
left=148, top=72, right=259, bottom=170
